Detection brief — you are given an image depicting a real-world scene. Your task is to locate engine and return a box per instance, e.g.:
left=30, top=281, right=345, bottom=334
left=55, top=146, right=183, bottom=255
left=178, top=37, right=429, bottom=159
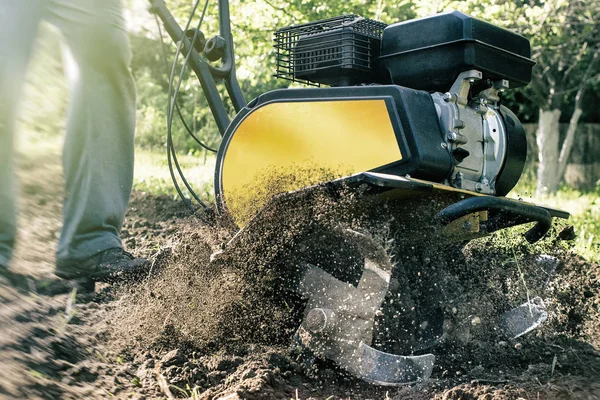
left=270, top=11, right=533, bottom=196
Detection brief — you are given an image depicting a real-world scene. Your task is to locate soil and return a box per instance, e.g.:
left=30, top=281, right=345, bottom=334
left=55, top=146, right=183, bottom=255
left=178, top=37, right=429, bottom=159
left=1, top=150, right=599, bottom=399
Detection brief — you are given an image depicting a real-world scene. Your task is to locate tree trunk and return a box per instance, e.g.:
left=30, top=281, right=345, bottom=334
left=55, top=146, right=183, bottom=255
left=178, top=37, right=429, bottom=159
left=564, top=124, right=600, bottom=190
left=535, top=108, right=561, bottom=195
left=554, top=49, right=600, bottom=192
left=556, top=106, right=583, bottom=182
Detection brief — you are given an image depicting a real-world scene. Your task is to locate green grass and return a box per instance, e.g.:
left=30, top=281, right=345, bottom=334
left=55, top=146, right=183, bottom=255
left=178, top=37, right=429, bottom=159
left=132, top=148, right=599, bottom=262
left=18, top=130, right=597, bottom=263
left=132, top=149, right=599, bottom=262
left=510, top=178, right=600, bottom=262
left=133, top=149, right=215, bottom=202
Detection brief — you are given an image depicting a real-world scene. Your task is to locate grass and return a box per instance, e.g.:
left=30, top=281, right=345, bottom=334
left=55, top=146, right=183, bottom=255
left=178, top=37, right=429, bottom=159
left=133, top=149, right=599, bottom=262
left=133, top=149, right=215, bottom=202
left=511, top=177, right=600, bottom=262
left=132, top=148, right=599, bottom=262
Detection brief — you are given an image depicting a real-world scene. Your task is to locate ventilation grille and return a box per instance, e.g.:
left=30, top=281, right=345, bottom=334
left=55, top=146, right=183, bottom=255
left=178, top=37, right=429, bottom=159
left=274, top=15, right=387, bottom=86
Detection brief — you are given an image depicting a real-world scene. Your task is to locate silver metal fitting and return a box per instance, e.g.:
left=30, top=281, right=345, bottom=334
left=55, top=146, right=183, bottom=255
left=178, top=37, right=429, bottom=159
left=305, top=308, right=337, bottom=334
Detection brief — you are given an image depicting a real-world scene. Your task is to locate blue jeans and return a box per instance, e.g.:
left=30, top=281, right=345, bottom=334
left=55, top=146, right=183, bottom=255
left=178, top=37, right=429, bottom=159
left=0, top=0, right=136, bottom=273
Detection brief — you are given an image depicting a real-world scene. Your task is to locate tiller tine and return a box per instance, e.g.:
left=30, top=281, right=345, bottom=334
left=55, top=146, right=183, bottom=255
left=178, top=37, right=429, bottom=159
left=295, top=229, right=434, bottom=385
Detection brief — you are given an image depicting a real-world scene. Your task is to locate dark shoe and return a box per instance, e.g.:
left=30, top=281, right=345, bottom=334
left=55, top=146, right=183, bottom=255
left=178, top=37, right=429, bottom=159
left=56, top=248, right=150, bottom=284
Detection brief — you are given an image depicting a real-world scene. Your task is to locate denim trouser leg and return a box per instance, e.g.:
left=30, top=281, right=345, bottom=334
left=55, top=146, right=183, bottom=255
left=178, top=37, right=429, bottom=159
left=47, top=0, right=137, bottom=271
left=0, top=0, right=136, bottom=275
left=0, top=1, right=45, bottom=268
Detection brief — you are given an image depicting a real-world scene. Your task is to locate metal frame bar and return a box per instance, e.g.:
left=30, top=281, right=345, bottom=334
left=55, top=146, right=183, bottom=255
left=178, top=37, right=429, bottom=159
left=149, top=0, right=246, bottom=136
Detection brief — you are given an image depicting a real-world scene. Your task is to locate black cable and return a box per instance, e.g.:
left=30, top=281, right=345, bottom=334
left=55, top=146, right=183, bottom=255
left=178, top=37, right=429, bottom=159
left=153, top=0, right=215, bottom=217
left=155, top=15, right=217, bottom=153
left=166, top=0, right=212, bottom=212
left=153, top=14, right=200, bottom=214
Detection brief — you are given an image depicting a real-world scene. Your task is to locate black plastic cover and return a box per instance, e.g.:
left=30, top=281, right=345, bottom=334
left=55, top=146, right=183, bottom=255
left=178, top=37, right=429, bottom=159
left=378, top=11, right=534, bottom=92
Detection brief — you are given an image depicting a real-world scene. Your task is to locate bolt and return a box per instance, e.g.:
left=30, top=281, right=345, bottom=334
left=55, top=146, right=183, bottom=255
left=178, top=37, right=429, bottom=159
left=443, top=92, right=453, bottom=102
left=441, top=142, right=448, bottom=149
left=447, top=131, right=458, bottom=142
left=453, top=118, right=465, bottom=129
left=475, top=183, right=483, bottom=192
left=204, top=35, right=226, bottom=61
left=463, top=220, right=473, bottom=231
left=305, top=308, right=336, bottom=334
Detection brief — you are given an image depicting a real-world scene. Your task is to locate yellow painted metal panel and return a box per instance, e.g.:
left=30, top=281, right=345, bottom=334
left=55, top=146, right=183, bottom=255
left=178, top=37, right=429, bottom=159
left=221, top=99, right=402, bottom=224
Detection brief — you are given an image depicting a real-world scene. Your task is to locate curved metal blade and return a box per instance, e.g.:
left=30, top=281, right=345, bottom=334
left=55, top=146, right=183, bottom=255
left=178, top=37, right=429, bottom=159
left=500, top=296, right=548, bottom=339
left=350, top=342, right=434, bottom=385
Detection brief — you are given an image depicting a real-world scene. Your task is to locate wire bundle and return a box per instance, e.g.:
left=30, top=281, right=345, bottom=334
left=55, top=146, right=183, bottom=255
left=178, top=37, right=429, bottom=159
left=154, top=0, right=216, bottom=220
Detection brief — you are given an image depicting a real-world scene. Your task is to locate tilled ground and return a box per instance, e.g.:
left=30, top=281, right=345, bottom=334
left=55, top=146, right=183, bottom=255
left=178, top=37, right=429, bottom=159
left=1, top=189, right=599, bottom=400
left=1, top=148, right=599, bottom=399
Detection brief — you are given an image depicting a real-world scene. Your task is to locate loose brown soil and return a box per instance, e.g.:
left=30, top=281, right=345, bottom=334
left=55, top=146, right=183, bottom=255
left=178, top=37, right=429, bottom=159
left=1, top=149, right=599, bottom=399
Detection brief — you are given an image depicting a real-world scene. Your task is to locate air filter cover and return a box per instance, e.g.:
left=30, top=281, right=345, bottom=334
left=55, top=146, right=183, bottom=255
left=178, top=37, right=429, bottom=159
left=378, top=11, right=534, bottom=92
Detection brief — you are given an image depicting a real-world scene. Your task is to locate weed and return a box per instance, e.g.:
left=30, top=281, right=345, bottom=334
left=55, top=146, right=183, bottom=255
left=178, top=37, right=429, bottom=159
left=512, top=178, right=600, bottom=262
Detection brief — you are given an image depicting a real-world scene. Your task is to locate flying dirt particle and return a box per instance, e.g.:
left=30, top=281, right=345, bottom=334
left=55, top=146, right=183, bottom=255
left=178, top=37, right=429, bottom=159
left=514, top=343, right=523, bottom=350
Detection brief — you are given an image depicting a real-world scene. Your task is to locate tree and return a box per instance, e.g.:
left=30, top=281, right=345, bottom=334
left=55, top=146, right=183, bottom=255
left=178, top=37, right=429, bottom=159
left=525, top=0, right=600, bottom=195
left=137, top=0, right=600, bottom=196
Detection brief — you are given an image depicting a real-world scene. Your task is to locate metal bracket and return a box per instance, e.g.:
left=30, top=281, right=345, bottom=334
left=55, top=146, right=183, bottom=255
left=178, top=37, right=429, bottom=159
left=449, top=69, right=482, bottom=106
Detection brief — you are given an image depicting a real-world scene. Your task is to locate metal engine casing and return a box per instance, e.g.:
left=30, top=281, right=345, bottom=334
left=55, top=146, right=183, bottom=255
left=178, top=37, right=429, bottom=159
left=431, top=70, right=526, bottom=196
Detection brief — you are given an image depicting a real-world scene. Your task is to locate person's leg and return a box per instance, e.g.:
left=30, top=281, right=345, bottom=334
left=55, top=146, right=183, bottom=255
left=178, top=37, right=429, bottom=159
left=0, top=1, right=45, bottom=269
left=46, top=0, right=138, bottom=277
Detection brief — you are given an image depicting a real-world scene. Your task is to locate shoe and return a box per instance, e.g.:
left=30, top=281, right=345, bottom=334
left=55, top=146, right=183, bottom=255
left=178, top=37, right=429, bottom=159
left=55, top=248, right=150, bottom=284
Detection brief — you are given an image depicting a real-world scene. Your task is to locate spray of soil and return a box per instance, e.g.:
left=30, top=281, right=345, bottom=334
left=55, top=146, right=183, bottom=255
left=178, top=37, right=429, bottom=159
left=111, top=182, right=600, bottom=396
left=112, top=181, right=354, bottom=352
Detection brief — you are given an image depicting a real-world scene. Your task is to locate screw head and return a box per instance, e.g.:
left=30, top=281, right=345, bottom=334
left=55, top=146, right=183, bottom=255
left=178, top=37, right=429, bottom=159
left=447, top=131, right=458, bottom=142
